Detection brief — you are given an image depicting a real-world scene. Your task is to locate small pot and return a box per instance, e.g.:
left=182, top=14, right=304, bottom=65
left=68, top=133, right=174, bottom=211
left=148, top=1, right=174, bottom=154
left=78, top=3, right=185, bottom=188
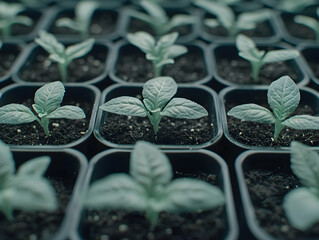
left=235, top=150, right=319, bottom=240
left=198, top=9, right=281, bottom=44
left=210, top=43, right=308, bottom=91
left=94, top=84, right=222, bottom=149
left=219, top=86, right=319, bottom=160
left=12, top=41, right=112, bottom=89
left=0, top=148, right=88, bottom=240
left=120, top=6, right=199, bottom=43
left=73, top=149, right=238, bottom=240
left=0, top=83, right=100, bottom=154
left=46, top=3, right=124, bottom=42
left=109, top=40, right=213, bottom=85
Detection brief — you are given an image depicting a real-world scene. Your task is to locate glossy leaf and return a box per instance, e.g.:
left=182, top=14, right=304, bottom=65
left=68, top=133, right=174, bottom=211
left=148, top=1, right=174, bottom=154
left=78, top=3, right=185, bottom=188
left=66, top=38, right=95, bottom=61
left=17, top=156, right=51, bottom=177
left=47, top=106, right=86, bottom=119
left=283, top=115, right=319, bottom=130
left=263, top=49, right=300, bottom=63
left=0, top=104, right=37, bottom=124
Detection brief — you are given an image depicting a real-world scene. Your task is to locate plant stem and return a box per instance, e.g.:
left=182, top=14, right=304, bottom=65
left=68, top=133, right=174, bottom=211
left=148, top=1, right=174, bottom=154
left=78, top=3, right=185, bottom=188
left=58, top=62, right=68, bottom=83
left=153, top=62, right=162, bottom=77
left=37, top=117, right=50, bottom=137
left=251, top=61, right=262, bottom=82
left=274, top=120, right=285, bottom=142
left=147, top=110, right=162, bottom=133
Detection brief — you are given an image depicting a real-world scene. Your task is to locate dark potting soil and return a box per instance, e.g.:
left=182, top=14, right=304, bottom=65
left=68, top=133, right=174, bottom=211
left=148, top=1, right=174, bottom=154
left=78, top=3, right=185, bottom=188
left=226, top=102, right=319, bottom=147
left=49, top=9, right=118, bottom=36
left=10, top=10, right=41, bottom=36
left=18, top=47, right=107, bottom=83
left=0, top=99, right=91, bottom=145
left=216, top=56, right=300, bottom=85
left=245, top=166, right=319, bottom=239
left=115, top=47, right=207, bottom=83
left=0, top=178, right=73, bottom=240
left=100, top=113, right=213, bottom=145
left=83, top=172, right=226, bottom=240
left=305, top=56, right=319, bottom=79
left=281, top=13, right=316, bottom=41
left=0, top=48, right=20, bottom=78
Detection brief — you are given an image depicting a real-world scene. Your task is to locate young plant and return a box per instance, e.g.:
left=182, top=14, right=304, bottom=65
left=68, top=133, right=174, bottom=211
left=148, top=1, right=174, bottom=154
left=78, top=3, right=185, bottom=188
left=227, top=76, right=319, bottom=142
left=278, top=0, right=317, bottom=13
left=236, top=34, right=300, bottom=82
left=283, top=141, right=319, bottom=231
left=294, top=7, right=319, bottom=42
left=0, top=140, right=57, bottom=220
left=129, top=0, right=195, bottom=36
left=100, top=76, right=208, bottom=133
left=127, top=31, right=188, bottom=77
left=0, top=81, right=86, bottom=137
left=85, top=141, right=225, bottom=229
left=35, top=30, right=95, bottom=82
left=194, top=0, right=271, bottom=36
left=0, top=2, right=33, bottom=37
left=55, top=1, right=99, bottom=38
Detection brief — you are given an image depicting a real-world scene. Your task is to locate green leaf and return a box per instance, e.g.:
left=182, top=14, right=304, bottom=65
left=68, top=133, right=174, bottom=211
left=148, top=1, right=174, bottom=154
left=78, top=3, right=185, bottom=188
left=35, top=31, right=65, bottom=56
left=155, top=58, right=174, bottom=69
left=85, top=173, right=147, bottom=211
left=75, top=0, right=99, bottom=26
left=100, top=96, right=147, bottom=117
left=47, top=106, right=86, bottom=119
left=267, top=76, right=300, bottom=121
left=56, top=18, right=82, bottom=32
left=127, top=31, right=155, bottom=53
left=263, top=49, right=300, bottom=63
left=0, top=141, right=15, bottom=187
left=164, top=45, right=188, bottom=59
left=163, top=178, right=225, bottom=213
left=294, top=15, right=319, bottom=34
left=0, top=104, right=37, bottom=124
left=283, top=187, right=319, bottom=231
left=290, top=141, right=319, bottom=189
left=142, top=77, right=177, bottom=110
left=204, top=18, right=219, bottom=28
left=167, top=14, right=195, bottom=31
left=140, top=0, right=168, bottom=24
left=237, top=9, right=270, bottom=29
left=157, top=32, right=178, bottom=49
left=66, top=38, right=95, bottom=61
left=236, top=34, right=257, bottom=53
left=227, top=103, right=275, bottom=124
left=13, top=16, right=33, bottom=27
left=17, top=156, right=51, bottom=177
left=130, top=141, right=172, bottom=190
left=161, top=98, right=208, bottom=119
left=34, top=81, right=65, bottom=115
left=283, top=115, right=319, bottom=130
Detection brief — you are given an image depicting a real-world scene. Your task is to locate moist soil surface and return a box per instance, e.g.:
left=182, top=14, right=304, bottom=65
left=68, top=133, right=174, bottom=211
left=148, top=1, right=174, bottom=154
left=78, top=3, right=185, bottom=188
left=216, top=51, right=300, bottom=85
left=83, top=172, right=226, bottom=240
left=49, top=9, right=118, bottom=36
left=100, top=113, right=213, bottom=146
left=115, top=46, right=207, bottom=83
left=0, top=47, right=20, bottom=78
left=0, top=99, right=91, bottom=145
left=226, top=102, right=319, bottom=147
left=0, top=178, right=73, bottom=240
left=18, top=47, right=107, bottom=83
left=245, top=166, right=319, bottom=239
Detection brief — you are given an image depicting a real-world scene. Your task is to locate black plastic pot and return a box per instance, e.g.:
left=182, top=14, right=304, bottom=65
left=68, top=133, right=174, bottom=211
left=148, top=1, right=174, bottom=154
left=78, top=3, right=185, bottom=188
left=94, top=84, right=222, bottom=150
left=120, top=6, right=199, bottom=43
left=235, top=150, right=319, bottom=240
left=1, top=148, right=88, bottom=240
left=298, top=44, right=319, bottom=88
left=0, top=83, right=100, bottom=154
left=12, top=41, right=112, bottom=89
left=219, top=85, right=319, bottom=161
left=0, top=42, right=24, bottom=89
left=45, top=2, right=124, bottom=42
left=210, top=43, right=308, bottom=91
left=197, top=9, right=281, bottom=44
left=73, top=149, right=238, bottom=240
left=109, top=40, right=213, bottom=85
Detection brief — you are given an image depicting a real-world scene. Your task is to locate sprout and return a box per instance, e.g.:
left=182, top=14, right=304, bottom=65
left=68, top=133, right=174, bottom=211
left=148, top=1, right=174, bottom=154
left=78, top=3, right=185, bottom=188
left=294, top=7, right=319, bottom=42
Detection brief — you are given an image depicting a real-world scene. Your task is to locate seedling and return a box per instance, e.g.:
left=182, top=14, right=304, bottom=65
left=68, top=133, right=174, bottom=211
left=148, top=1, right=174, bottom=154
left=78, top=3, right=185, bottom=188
left=0, top=81, right=86, bottom=137
left=127, top=31, right=187, bottom=77
left=100, top=76, right=208, bottom=133
left=85, top=141, right=225, bottom=229
left=294, top=7, right=319, bottom=42
left=236, top=34, right=299, bottom=82
left=35, top=30, right=95, bottom=82
left=227, top=76, right=319, bottom=142
left=129, top=0, right=195, bottom=36
left=278, top=0, right=317, bottom=13
left=55, top=1, right=99, bottom=38
left=0, top=140, right=57, bottom=220
left=194, top=0, right=271, bottom=36
left=0, top=2, right=33, bottom=37
left=283, top=141, right=319, bottom=230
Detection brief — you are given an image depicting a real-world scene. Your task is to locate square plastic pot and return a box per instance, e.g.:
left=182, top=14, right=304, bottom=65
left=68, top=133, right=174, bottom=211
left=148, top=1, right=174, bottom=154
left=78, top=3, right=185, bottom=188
left=72, top=149, right=238, bottom=240
left=94, top=84, right=222, bottom=149
left=219, top=85, right=319, bottom=160
left=2, top=148, right=88, bottom=240
left=0, top=83, right=100, bottom=153
left=12, top=41, right=112, bottom=88
left=109, top=40, right=213, bottom=85
left=210, top=43, right=308, bottom=91
left=235, top=150, right=319, bottom=240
